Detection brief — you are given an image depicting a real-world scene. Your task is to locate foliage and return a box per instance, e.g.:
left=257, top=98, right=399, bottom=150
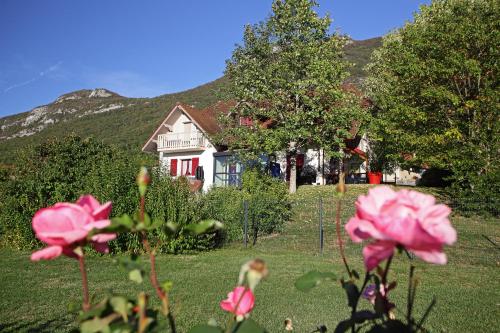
left=219, top=0, right=369, bottom=193
left=0, top=136, right=217, bottom=251
left=0, top=135, right=142, bottom=249
left=200, top=186, right=244, bottom=243
left=200, top=168, right=291, bottom=244
left=240, top=168, right=291, bottom=235
left=366, top=0, right=500, bottom=212
left=145, top=174, right=217, bottom=253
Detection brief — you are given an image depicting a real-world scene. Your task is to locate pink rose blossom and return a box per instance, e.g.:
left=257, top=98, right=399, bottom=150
left=220, top=286, right=255, bottom=317
left=345, top=186, right=456, bottom=271
left=31, top=195, right=116, bottom=261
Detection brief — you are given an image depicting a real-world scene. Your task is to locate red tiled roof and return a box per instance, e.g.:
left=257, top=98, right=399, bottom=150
left=177, top=101, right=236, bottom=136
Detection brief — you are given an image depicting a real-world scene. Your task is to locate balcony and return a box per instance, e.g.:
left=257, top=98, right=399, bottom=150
left=157, top=132, right=206, bottom=151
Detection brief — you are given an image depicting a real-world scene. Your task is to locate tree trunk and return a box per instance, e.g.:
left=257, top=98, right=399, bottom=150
left=338, top=151, right=345, bottom=186
left=289, top=141, right=297, bottom=194
left=289, top=155, right=297, bottom=194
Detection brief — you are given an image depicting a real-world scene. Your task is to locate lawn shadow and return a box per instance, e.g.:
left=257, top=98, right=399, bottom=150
left=0, top=316, right=74, bottom=333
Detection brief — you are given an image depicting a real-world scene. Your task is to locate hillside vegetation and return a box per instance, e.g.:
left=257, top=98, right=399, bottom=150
left=0, top=39, right=380, bottom=164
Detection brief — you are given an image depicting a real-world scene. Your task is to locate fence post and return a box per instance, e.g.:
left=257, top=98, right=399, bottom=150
left=319, top=196, right=324, bottom=255
left=243, top=200, right=249, bottom=248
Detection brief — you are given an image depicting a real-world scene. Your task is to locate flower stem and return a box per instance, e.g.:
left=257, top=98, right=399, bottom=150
left=381, top=255, right=393, bottom=318
left=335, top=198, right=352, bottom=278
left=139, top=194, right=176, bottom=332
left=350, top=272, right=370, bottom=333
left=78, top=252, right=90, bottom=311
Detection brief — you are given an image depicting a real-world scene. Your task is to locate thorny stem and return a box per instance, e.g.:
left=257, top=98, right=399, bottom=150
left=139, top=195, right=176, bottom=333
left=381, top=255, right=393, bottom=318
left=407, top=265, right=415, bottom=326
left=78, top=252, right=90, bottom=311
left=350, top=272, right=371, bottom=333
left=335, top=198, right=352, bottom=278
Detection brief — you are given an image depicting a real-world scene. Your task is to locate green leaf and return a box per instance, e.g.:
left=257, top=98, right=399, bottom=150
left=234, top=318, right=267, bottom=333
left=80, top=318, right=110, bottom=333
left=185, top=219, right=223, bottom=235
left=129, top=269, right=143, bottom=284
left=295, top=270, right=336, bottom=292
left=165, top=221, right=179, bottom=234
left=188, top=325, right=223, bottom=333
left=146, top=218, right=164, bottom=231
left=110, top=296, right=130, bottom=321
left=105, top=214, right=134, bottom=232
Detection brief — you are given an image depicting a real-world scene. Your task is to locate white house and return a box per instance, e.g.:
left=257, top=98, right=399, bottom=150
left=142, top=101, right=419, bottom=191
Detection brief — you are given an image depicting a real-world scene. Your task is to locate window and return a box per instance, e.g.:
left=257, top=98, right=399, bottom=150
left=214, top=154, right=243, bottom=187
left=181, top=159, right=191, bottom=176
left=169, top=157, right=199, bottom=177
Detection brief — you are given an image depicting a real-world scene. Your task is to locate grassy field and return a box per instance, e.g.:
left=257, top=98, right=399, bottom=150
left=0, top=185, right=499, bottom=332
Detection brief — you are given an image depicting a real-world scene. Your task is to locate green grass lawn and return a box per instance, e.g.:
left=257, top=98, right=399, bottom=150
left=0, top=185, right=499, bottom=332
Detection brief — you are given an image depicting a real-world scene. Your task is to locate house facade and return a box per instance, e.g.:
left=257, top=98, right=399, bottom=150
left=143, top=101, right=418, bottom=191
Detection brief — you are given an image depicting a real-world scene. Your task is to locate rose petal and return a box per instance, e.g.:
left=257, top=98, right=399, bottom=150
left=92, top=201, right=112, bottom=220
left=363, top=241, right=396, bottom=271
left=76, top=195, right=101, bottom=213
left=84, top=219, right=112, bottom=231
left=92, top=241, right=110, bottom=253
left=91, top=233, right=117, bottom=243
left=37, top=229, right=89, bottom=245
left=30, top=245, right=63, bottom=261
left=410, top=248, right=447, bottom=265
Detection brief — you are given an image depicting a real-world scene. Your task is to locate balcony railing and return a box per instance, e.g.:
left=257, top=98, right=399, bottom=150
left=157, top=132, right=206, bottom=150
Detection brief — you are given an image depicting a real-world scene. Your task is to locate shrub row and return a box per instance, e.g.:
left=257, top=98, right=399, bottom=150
left=0, top=136, right=291, bottom=252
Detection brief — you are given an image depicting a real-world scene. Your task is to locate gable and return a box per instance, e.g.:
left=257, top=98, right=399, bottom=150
left=142, top=102, right=234, bottom=153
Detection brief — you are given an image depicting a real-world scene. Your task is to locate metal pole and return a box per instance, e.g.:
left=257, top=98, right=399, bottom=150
left=243, top=200, right=248, bottom=248
left=319, top=196, right=323, bottom=255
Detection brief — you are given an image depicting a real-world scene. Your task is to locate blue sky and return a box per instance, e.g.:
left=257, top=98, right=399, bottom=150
left=0, top=0, right=430, bottom=117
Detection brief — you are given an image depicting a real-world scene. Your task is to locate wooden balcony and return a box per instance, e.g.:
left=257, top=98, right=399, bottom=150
left=157, top=132, right=206, bottom=151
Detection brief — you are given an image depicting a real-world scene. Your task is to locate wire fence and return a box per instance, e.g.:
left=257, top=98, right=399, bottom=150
left=238, top=192, right=499, bottom=269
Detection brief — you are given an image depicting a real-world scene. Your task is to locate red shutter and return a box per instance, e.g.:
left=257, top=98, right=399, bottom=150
left=191, top=157, right=199, bottom=175
left=297, top=154, right=304, bottom=168
left=170, top=159, right=177, bottom=176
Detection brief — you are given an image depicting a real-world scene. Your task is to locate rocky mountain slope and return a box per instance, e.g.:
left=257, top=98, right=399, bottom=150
left=0, top=38, right=381, bottom=163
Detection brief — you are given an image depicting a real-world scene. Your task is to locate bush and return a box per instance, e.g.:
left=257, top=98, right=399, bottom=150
left=200, top=168, right=291, bottom=244
left=201, top=186, right=244, bottom=243
left=0, top=135, right=145, bottom=249
left=241, top=168, right=291, bottom=235
left=145, top=175, right=217, bottom=253
left=0, top=135, right=219, bottom=252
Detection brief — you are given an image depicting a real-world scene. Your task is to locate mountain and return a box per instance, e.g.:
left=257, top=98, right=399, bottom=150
left=0, top=37, right=382, bottom=164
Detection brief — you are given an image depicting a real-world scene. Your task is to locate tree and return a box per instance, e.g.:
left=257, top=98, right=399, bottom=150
left=366, top=0, right=499, bottom=209
left=220, top=0, right=367, bottom=193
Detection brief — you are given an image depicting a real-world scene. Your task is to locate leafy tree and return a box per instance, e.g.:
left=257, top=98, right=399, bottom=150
left=366, top=0, right=499, bottom=209
left=220, top=0, right=367, bottom=193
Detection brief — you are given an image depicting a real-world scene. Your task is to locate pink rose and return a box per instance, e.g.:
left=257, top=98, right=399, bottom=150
left=345, top=186, right=456, bottom=271
left=220, top=286, right=255, bottom=318
left=31, top=195, right=116, bottom=261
